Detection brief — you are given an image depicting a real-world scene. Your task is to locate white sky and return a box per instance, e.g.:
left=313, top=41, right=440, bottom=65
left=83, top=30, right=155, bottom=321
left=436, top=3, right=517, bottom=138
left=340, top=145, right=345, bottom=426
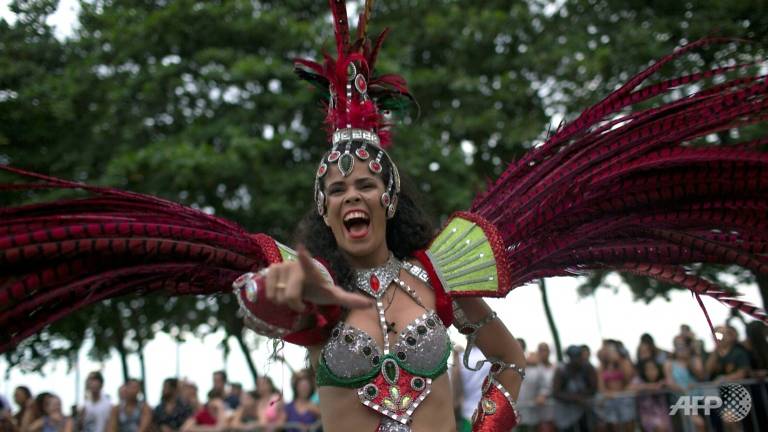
left=0, top=0, right=765, bottom=415
left=0, top=0, right=79, bottom=39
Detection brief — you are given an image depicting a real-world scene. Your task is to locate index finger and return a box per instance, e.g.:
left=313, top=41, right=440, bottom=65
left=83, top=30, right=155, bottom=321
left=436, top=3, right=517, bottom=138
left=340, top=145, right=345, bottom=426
left=297, top=245, right=325, bottom=283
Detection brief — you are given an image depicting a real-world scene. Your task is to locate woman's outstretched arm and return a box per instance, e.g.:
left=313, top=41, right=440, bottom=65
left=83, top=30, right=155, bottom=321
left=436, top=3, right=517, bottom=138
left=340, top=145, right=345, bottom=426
left=454, top=297, right=525, bottom=430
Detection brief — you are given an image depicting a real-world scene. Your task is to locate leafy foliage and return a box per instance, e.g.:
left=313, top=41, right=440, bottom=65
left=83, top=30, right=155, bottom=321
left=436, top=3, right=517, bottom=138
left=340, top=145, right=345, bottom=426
left=1, top=0, right=766, bottom=370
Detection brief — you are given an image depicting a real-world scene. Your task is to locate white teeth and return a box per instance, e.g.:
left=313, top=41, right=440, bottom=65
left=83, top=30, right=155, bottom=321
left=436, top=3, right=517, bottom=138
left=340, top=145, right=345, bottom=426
left=344, top=211, right=370, bottom=222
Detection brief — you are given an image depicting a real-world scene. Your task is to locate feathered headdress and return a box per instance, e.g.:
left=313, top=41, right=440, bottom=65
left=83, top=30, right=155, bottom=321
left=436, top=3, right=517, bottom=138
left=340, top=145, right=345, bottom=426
left=296, top=0, right=414, bottom=218
left=294, top=0, right=416, bottom=149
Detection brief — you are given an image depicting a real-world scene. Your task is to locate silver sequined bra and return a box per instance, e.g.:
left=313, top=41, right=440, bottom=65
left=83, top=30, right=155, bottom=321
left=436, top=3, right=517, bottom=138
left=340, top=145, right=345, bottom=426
left=316, top=311, right=451, bottom=388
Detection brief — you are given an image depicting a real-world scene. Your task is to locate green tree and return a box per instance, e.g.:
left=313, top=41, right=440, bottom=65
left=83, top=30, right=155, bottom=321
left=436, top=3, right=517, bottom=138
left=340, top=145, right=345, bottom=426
left=2, top=0, right=767, bottom=371
left=530, top=0, right=768, bottom=310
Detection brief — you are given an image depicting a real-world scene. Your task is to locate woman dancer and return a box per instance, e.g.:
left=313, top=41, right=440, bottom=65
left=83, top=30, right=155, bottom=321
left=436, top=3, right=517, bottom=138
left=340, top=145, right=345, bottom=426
left=4, top=1, right=768, bottom=431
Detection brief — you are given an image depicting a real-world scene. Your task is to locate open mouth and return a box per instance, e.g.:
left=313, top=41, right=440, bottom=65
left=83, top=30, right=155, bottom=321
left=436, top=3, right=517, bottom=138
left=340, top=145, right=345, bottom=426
left=343, top=210, right=371, bottom=239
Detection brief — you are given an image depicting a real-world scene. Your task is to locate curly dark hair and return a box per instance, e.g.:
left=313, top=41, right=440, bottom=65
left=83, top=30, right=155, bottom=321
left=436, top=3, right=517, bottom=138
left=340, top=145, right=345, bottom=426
left=746, top=321, right=768, bottom=370
left=637, top=359, right=665, bottom=383
left=294, top=143, right=434, bottom=289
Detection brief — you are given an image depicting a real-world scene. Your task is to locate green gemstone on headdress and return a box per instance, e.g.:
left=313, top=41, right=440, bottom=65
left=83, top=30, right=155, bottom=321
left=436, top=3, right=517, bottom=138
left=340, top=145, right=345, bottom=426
left=339, top=152, right=354, bottom=176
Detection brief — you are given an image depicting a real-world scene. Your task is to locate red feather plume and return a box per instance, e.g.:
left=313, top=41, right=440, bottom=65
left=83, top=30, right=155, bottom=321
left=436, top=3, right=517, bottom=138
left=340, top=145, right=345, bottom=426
left=292, top=0, right=414, bottom=149
left=470, top=38, right=768, bottom=328
left=0, top=165, right=279, bottom=353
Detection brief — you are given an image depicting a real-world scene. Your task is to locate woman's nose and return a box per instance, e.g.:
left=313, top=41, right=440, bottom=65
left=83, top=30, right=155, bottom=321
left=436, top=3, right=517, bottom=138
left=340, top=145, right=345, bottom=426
left=344, top=193, right=362, bottom=204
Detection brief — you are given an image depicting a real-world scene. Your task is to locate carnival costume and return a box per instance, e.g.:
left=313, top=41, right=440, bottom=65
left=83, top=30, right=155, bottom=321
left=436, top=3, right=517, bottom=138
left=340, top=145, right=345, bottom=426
left=3, top=0, right=768, bottom=430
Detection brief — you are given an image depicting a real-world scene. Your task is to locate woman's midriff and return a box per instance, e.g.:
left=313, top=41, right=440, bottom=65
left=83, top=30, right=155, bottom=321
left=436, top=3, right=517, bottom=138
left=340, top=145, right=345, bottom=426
left=316, top=372, right=456, bottom=432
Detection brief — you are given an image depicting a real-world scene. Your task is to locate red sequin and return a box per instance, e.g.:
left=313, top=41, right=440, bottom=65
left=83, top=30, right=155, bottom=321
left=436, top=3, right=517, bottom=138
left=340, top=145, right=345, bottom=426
left=470, top=377, right=519, bottom=431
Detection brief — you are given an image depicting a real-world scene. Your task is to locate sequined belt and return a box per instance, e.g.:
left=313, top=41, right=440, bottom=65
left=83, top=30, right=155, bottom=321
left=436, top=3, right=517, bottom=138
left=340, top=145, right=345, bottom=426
left=377, top=417, right=412, bottom=432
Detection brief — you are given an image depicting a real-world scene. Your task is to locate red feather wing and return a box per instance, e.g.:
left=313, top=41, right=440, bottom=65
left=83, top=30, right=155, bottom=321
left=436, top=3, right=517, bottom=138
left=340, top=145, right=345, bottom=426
left=468, top=39, right=768, bottom=326
left=0, top=165, right=278, bottom=353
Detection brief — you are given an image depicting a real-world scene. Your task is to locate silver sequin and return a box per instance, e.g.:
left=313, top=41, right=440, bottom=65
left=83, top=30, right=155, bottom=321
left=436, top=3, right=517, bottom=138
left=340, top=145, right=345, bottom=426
left=392, top=312, right=450, bottom=372
left=378, top=417, right=412, bottom=432
left=323, top=312, right=449, bottom=379
left=323, top=323, right=382, bottom=379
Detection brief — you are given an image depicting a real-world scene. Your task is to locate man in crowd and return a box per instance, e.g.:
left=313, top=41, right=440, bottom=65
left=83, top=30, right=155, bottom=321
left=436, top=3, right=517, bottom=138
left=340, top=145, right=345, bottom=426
left=552, top=345, right=597, bottom=432
left=707, top=324, right=751, bottom=382
left=211, top=372, right=226, bottom=399
left=705, top=324, right=751, bottom=432
left=224, top=383, right=241, bottom=410
left=80, top=372, right=112, bottom=432
left=536, top=342, right=556, bottom=431
left=517, top=342, right=542, bottom=432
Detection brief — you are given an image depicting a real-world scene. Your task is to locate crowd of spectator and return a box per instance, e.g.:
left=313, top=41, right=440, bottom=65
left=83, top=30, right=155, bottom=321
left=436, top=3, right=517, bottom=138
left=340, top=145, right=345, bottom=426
left=450, top=322, right=768, bottom=432
left=0, top=369, right=320, bottom=432
left=2, top=321, right=766, bottom=432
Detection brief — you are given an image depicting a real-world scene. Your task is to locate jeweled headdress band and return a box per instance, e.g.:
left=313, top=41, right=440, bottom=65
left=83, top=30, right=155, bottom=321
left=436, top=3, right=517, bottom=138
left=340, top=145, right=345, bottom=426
left=313, top=135, right=401, bottom=219
left=294, top=0, right=415, bottom=218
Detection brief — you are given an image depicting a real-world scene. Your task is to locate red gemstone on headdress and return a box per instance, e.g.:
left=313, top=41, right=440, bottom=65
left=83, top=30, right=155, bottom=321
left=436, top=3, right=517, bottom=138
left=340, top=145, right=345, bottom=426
left=317, top=164, right=327, bottom=177
left=328, top=151, right=341, bottom=162
left=356, top=148, right=370, bottom=159
left=369, top=161, right=382, bottom=173
left=355, top=74, right=367, bottom=93
left=370, top=274, right=380, bottom=292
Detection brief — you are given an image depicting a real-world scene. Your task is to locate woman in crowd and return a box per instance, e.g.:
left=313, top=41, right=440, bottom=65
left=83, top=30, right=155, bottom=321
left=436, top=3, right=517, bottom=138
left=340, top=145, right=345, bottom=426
left=636, top=334, right=668, bottom=367
left=664, top=336, right=705, bottom=432
left=107, top=379, right=151, bottom=432
left=284, top=370, right=321, bottom=432
left=595, top=340, right=635, bottom=432
left=228, top=391, right=259, bottom=431
left=255, top=377, right=284, bottom=432
left=631, top=360, right=672, bottom=432
left=152, top=379, right=192, bottom=432
left=28, top=396, right=71, bottom=432
left=179, top=382, right=200, bottom=414
left=12, top=387, right=32, bottom=431
left=180, top=392, right=226, bottom=432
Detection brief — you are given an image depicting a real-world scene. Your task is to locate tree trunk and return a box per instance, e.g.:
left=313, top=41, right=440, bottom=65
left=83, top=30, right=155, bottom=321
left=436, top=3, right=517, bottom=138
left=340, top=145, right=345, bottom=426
left=137, top=338, right=147, bottom=395
left=539, top=279, right=564, bottom=363
left=110, top=303, right=130, bottom=382
left=234, top=332, right=259, bottom=387
left=756, top=271, right=768, bottom=311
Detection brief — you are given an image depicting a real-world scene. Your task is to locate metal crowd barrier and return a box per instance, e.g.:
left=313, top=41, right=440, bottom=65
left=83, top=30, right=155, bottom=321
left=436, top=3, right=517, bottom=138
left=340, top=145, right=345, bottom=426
left=220, top=422, right=323, bottom=432
left=221, top=421, right=323, bottom=432
left=513, top=378, right=767, bottom=432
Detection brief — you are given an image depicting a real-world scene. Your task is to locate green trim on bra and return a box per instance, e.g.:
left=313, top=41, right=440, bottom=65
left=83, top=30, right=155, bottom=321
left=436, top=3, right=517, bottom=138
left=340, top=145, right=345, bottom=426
left=316, top=340, right=452, bottom=388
